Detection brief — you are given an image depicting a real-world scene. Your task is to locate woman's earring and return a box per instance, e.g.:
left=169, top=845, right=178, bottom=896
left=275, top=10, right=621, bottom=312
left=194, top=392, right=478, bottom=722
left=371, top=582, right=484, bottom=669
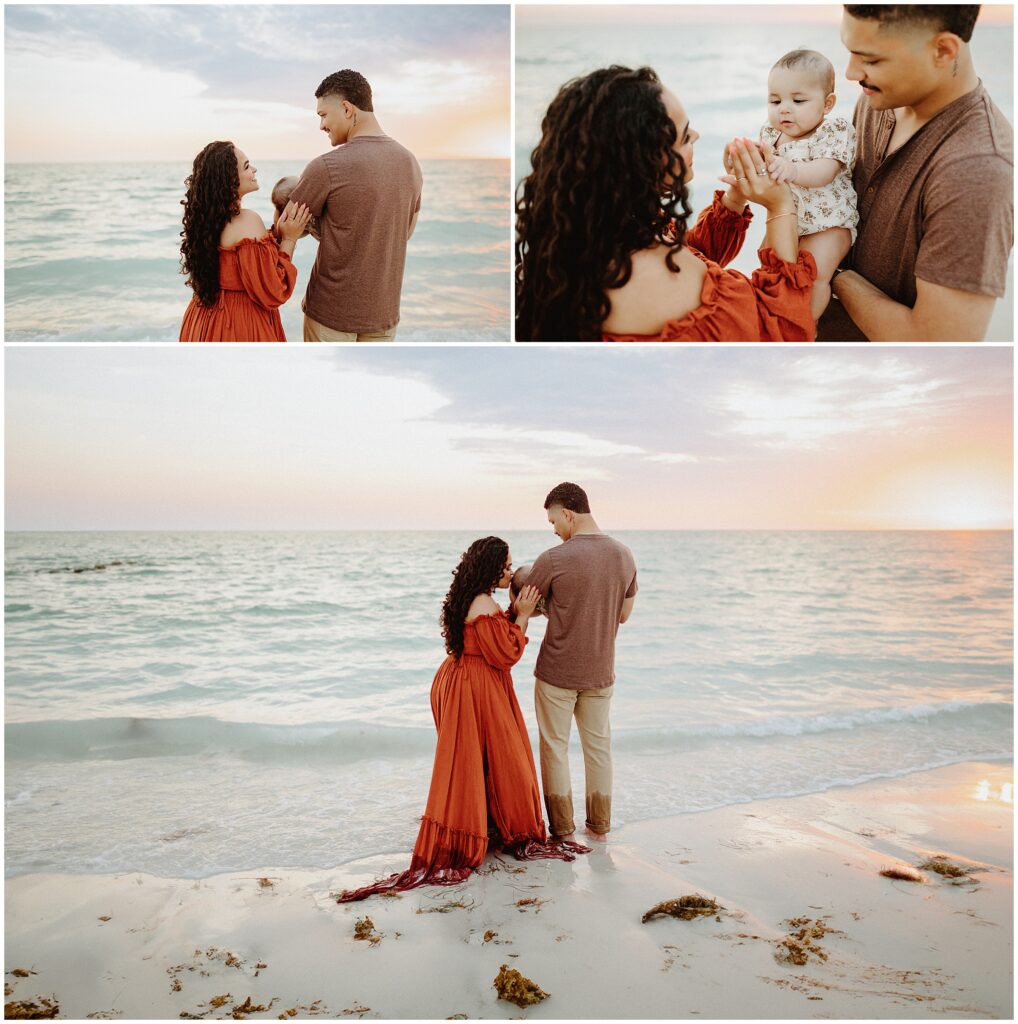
left=952, top=57, right=959, bottom=77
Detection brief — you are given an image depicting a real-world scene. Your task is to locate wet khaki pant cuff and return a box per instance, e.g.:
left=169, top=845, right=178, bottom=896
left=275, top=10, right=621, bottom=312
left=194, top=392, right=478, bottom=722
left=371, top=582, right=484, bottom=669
left=534, top=677, right=614, bottom=836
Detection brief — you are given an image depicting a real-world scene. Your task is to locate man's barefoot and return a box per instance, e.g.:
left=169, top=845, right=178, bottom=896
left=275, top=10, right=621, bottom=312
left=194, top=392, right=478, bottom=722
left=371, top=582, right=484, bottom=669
left=584, top=826, right=609, bottom=842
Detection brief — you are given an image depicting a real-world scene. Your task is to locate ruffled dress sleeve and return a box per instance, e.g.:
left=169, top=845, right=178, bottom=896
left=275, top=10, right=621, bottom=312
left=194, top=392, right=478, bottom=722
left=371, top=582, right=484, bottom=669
left=236, top=234, right=298, bottom=309
left=472, top=612, right=528, bottom=671
left=808, top=117, right=856, bottom=169
left=684, top=190, right=752, bottom=267
left=750, top=247, right=818, bottom=341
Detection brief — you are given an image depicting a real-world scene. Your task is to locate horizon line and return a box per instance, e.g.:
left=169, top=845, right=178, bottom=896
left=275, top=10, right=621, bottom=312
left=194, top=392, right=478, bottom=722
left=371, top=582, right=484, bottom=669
left=5, top=527, right=1012, bottom=535
left=4, top=156, right=509, bottom=166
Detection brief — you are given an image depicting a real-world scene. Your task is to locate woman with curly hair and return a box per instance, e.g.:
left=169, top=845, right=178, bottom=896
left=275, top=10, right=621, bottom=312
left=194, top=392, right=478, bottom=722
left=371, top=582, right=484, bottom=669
left=338, top=536, right=589, bottom=901
left=179, top=141, right=311, bottom=342
left=515, top=65, right=818, bottom=342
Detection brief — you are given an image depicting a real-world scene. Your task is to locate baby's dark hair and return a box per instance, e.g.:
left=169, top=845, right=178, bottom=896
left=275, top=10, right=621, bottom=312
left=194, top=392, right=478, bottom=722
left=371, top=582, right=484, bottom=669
left=844, top=5, right=980, bottom=43
left=772, top=49, right=836, bottom=95
left=271, top=176, right=299, bottom=214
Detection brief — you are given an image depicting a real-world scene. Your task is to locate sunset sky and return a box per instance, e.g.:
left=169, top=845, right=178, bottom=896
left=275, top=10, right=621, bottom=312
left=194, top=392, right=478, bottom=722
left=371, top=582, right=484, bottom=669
left=4, top=5, right=509, bottom=161
left=5, top=347, right=1012, bottom=532
left=519, top=3, right=1014, bottom=26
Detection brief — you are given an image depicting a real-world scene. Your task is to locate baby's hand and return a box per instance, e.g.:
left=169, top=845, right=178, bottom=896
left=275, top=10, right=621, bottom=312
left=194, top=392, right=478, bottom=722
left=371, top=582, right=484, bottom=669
left=766, top=155, right=799, bottom=185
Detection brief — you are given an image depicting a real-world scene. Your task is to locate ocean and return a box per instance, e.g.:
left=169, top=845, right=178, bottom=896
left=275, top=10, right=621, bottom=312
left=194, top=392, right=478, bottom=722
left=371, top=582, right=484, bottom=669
left=5, top=529, right=1012, bottom=880
left=3, top=158, right=509, bottom=343
left=515, top=12, right=1015, bottom=340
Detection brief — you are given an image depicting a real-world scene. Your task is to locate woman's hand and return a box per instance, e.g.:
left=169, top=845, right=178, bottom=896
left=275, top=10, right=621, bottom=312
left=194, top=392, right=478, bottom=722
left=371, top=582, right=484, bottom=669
left=513, top=584, right=541, bottom=619
left=277, top=200, right=312, bottom=242
left=719, top=138, right=794, bottom=214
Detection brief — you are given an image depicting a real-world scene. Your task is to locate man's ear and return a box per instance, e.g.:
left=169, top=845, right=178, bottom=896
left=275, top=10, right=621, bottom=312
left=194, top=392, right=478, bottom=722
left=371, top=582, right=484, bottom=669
left=342, top=99, right=356, bottom=120
left=932, top=31, right=963, bottom=70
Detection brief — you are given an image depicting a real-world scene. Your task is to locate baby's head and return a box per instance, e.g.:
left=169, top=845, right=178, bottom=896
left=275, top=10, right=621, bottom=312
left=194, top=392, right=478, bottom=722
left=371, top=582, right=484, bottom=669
left=271, top=175, right=318, bottom=238
left=767, top=49, right=836, bottom=139
left=510, top=564, right=547, bottom=617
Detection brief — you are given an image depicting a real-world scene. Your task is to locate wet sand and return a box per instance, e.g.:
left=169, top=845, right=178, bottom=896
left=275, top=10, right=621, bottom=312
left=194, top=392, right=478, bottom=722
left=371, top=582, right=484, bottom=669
left=5, top=761, right=1012, bottom=1019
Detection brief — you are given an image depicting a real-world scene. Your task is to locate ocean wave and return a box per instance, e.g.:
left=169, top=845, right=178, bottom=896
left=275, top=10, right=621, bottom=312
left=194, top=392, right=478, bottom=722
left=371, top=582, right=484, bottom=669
left=6, top=701, right=1011, bottom=765
left=613, top=700, right=1013, bottom=747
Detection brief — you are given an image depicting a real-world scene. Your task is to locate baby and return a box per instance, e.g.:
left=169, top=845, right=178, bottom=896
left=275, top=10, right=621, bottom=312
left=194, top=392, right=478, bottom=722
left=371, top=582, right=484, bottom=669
left=760, top=49, right=859, bottom=321
left=510, top=564, right=547, bottom=618
left=271, top=176, right=319, bottom=240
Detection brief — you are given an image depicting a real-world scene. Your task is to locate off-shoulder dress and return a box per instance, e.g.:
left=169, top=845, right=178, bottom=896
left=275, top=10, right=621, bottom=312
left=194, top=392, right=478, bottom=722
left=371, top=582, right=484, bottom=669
left=180, top=233, right=297, bottom=342
left=338, top=611, right=588, bottom=901
left=603, top=191, right=818, bottom=342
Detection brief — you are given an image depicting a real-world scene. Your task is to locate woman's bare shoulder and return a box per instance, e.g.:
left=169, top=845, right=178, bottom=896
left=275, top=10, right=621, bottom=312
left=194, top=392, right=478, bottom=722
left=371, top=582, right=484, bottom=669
left=220, top=208, right=268, bottom=247
left=602, top=246, right=708, bottom=335
left=465, top=593, right=500, bottom=622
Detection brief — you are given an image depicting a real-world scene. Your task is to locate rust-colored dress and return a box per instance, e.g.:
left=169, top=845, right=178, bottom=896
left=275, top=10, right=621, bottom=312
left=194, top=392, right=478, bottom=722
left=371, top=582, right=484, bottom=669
left=338, top=611, right=588, bottom=901
left=603, top=191, right=818, bottom=342
left=179, top=233, right=297, bottom=342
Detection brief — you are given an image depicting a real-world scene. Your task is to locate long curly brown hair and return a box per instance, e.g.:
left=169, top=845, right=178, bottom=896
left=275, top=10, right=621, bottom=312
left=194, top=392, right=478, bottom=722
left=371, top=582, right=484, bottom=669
left=440, top=537, right=509, bottom=657
left=515, top=65, right=693, bottom=341
left=180, top=141, right=241, bottom=307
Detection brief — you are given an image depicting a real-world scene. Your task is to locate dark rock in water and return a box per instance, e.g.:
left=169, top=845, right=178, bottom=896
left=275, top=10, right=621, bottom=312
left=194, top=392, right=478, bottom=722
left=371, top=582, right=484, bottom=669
left=43, top=560, right=137, bottom=575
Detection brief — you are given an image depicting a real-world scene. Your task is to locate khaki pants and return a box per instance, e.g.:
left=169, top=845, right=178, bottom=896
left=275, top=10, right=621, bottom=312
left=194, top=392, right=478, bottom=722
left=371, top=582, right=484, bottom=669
left=534, top=678, right=613, bottom=835
left=303, top=315, right=397, bottom=343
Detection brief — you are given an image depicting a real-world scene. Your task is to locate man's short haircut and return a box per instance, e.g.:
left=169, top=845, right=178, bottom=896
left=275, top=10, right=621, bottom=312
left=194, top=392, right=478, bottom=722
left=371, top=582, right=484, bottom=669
left=544, top=482, right=590, bottom=514
left=844, top=5, right=981, bottom=43
left=315, top=69, right=373, bottom=111
left=271, top=175, right=299, bottom=213
left=772, top=49, right=836, bottom=95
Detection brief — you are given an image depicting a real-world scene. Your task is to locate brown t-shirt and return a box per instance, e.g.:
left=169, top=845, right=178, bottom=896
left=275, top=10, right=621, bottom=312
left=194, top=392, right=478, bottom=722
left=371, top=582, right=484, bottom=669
left=290, top=136, right=423, bottom=333
left=817, top=82, right=1013, bottom=341
left=526, top=534, right=638, bottom=691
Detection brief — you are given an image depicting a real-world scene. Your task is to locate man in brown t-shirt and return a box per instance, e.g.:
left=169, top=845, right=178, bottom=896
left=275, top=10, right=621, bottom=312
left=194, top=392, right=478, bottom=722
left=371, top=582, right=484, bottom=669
left=290, top=70, right=423, bottom=342
left=817, top=5, right=1012, bottom=342
left=524, top=482, right=637, bottom=840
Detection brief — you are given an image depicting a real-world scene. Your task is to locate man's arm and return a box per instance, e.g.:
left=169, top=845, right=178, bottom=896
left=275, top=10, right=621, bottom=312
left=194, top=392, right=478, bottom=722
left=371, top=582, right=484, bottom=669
left=524, top=550, right=554, bottom=600
left=288, top=159, right=330, bottom=220
left=619, top=568, right=638, bottom=624
left=832, top=272, right=996, bottom=342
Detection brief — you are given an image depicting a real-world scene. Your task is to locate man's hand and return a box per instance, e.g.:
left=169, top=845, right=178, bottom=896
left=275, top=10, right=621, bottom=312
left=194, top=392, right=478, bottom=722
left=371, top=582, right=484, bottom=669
left=833, top=271, right=996, bottom=342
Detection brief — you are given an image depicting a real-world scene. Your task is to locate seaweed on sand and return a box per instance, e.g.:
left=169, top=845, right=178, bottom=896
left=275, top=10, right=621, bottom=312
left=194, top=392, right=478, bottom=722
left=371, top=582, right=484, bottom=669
left=4, top=997, right=59, bottom=1019
left=642, top=895, right=721, bottom=923
left=493, top=965, right=549, bottom=1007
left=879, top=865, right=924, bottom=882
left=918, top=857, right=968, bottom=878
left=353, top=918, right=382, bottom=944
left=775, top=918, right=836, bottom=966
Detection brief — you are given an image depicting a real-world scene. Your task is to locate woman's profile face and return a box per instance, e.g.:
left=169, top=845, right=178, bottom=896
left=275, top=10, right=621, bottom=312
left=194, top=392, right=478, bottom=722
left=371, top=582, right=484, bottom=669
left=660, top=87, right=699, bottom=183
left=233, top=147, right=259, bottom=197
left=496, top=551, right=513, bottom=590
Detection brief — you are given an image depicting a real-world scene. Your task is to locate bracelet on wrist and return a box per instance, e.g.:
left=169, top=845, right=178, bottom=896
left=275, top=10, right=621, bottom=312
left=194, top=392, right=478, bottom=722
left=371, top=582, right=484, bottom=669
left=766, top=211, right=797, bottom=224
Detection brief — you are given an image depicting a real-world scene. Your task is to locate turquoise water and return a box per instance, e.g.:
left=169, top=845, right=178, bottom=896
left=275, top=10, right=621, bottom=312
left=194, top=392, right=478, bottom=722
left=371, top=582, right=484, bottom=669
left=5, top=529, right=1012, bottom=878
left=4, top=158, right=509, bottom=342
left=515, top=11, right=1014, bottom=339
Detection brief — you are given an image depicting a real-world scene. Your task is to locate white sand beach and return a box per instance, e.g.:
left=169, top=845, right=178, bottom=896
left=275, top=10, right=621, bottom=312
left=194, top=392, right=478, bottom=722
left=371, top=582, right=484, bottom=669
left=5, top=761, right=1011, bottom=1020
